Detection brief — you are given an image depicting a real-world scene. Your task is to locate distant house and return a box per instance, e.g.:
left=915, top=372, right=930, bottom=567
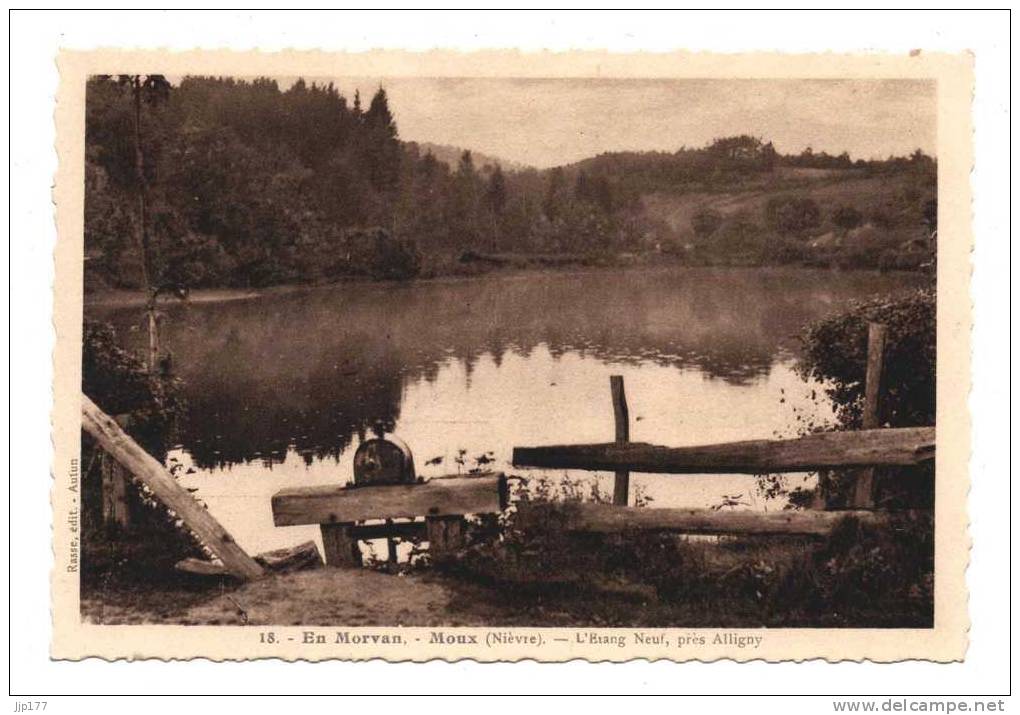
left=807, top=231, right=841, bottom=250
left=845, top=223, right=885, bottom=244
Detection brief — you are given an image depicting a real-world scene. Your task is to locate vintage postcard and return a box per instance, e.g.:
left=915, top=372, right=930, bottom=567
left=52, top=49, right=972, bottom=662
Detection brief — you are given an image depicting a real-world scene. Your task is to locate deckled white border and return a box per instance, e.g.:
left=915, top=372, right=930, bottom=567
left=49, top=46, right=972, bottom=666
left=9, top=9, right=1011, bottom=699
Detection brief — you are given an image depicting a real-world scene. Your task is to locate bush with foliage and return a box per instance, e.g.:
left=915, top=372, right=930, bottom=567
left=799, top=289, right=935, bottom=429
left=82, top=321, right=184, bottom=455
left=691, top=207, right=723, bottom=238
left=779, top=509, right=934, bottom=620
left=765, top=196, right=822, bottom=235
left=444, top=474, right=932, bottom=626
left=831, top=204, right=864, bottom=232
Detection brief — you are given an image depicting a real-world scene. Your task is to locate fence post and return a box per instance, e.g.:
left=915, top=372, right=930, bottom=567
left=99, top=413, right=133, bottom=532
left=852, top=322, right=887, bottom=508
left=320, top=524, right=362, bottom=568
left=100, top=452, right=131, bottom=532
left=610, top=375, right=630, bottom=506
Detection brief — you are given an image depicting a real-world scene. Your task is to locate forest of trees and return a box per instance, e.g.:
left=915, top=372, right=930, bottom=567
left=84, top=75, right=937, bottom=290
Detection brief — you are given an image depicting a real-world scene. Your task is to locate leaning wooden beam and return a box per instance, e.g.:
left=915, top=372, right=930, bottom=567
left=516, top=502, right=894, bottom=537
left=513, top=426, right=935, bottom=474
left=81, top=394, right=265, bottom=580
left=272, top=472, right=507, bottom=527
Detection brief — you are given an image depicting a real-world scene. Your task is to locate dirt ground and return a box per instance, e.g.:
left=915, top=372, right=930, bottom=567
left=81, top=566, right=700, bottom=628
left=80, top=529, right=932, bottom=629
left=80, top=563, right=777, bottom=628
left=82, top=568, right=497, bottom=626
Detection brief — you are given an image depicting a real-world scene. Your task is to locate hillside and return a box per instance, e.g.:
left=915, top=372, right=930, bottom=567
left=83, top=77, right=936, bottom=291
left=637, top=167, right=936, bottom=269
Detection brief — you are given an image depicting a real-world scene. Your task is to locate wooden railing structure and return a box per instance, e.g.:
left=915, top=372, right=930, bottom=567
left=512, top=322, right=935, bottom=538
left=271, top=472, right=507, bottom=567
left=81, top=321, right=931, bottom=576
left=82, top=394, right=508, bottom=576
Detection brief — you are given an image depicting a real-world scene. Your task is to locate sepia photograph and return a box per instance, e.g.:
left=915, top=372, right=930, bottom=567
left=48, top=47, right=973, bottom=663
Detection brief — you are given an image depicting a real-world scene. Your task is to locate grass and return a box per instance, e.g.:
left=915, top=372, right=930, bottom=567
left=80, top=469, right=933, bottom=628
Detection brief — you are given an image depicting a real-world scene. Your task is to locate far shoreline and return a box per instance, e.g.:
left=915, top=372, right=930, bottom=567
left=84, top=257, right=924, bottom=312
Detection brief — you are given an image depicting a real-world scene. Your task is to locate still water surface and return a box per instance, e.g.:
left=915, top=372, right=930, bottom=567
left=89, top=267, right=922, bottom=554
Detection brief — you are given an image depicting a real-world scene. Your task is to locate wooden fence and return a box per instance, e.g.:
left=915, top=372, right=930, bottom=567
left=80, top=321, right=930, bottom=574
left=512, top=322, right=934, bottom=538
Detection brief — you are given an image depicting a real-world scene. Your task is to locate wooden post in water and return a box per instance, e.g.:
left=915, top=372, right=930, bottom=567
left=610, top=375, right=630, bottom=506
left=852, top=322, right=887, bottom=508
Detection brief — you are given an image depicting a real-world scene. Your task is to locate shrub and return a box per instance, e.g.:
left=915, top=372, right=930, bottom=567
left=831, top=205, right=863, bottom=232
left=765, top=196, right=821, bottom=235
left=82, top=321, right=184, bottom=455
left=345, top=228, right=422, bottom=280
left=798, top=289, right=935, bottom=428
left=762, top=235, right=809, bottom=264
left=691, top=207, right=723, bottom=238
left=807, top=513, right=933, bottom=624
left=705, top=213, right=764, bottom=261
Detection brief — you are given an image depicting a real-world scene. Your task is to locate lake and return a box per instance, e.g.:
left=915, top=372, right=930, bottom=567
left=88, top=266, right=923, bottom=556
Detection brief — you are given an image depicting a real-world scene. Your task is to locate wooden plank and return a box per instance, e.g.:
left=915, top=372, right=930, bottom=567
left=82, top=394, right=264, bottom=580
left=321, top=524, right=362, bottom=568
left=256, top=540, right=323, bottom=572
left=350, top=521, right=426, bottom=541
left=852, top=322, right=888, bottom=509
left=272, top=472, right=507, bottom=527
left=175, top=541, right=324, bottom=578
left=516, top=502, right=895, bottom=537
left=174, top=558, right=231, bottom=577
left=426, top=515, right=467, bottom=558
left=512, top=426, right=934, bottom=475
left=610, top=375, right=630, bottom=506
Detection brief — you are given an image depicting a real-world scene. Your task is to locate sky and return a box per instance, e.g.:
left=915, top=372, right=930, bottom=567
left=272, top=76, right=936, bottom=169
left=331, top=77, right=937, bottom=169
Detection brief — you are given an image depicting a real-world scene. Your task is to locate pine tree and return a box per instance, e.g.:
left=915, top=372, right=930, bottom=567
left=543, top=166, right=567, bottom=221
left=452, top=151, right=480, bottom=245
left=352, top=89, right=363, bottom=122
left=366, top=87, right=397, bottom=139
left=485, top=165, right=507, bottom=215
left=485, top=165, right=508, bottom=251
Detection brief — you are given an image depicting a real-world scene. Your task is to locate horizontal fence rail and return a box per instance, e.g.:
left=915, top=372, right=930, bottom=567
left=512, top=426, right=935, bottom=475
left=516, top=502, right=902, bottom=537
